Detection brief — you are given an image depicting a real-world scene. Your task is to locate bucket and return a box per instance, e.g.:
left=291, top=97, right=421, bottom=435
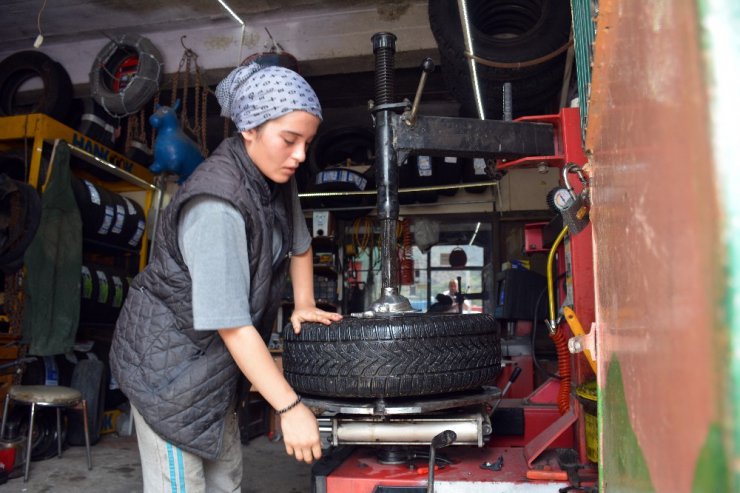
left=0, top=435, right=26, bottom=476
left=576, top=380, right=598, bottom=462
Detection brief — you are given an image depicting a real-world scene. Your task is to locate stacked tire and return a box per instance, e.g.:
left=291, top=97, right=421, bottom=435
left=80, top=264, right=131, bottom=324
left=70, top=175, right=146, bottom=251
left=304, top=126, right=376, bottom=218
left=428, top=0, right=571, bottom=119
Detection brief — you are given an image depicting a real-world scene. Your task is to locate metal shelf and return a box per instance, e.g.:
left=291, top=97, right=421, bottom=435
left=0, top=113, right=160, bottom=271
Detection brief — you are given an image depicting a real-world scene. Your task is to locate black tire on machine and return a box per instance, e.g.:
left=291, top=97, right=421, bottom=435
left=283, top=313, right=501, bottom=399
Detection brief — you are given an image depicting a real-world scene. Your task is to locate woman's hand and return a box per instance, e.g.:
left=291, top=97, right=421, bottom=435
left=290, top=306, right=342, bottom=334
left=280, top=402, right=322, bottom=463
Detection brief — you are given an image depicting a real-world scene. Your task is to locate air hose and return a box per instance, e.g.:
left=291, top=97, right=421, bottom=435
left=547, top=226, right=571, bottom=414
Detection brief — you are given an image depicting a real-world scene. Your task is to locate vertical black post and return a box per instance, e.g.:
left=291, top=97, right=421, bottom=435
left=372, top=32, right=399, bottom=290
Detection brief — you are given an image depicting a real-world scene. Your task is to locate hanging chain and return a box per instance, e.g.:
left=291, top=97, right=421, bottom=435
left=180, top=53, right=191, bottom=125
left=4, top=269, right=24, bottom=337
left=125, top=108, right=149, bottom=153
left=162, top=41, right=211, bottom=157
left=151, top=92, right=160, bottom=148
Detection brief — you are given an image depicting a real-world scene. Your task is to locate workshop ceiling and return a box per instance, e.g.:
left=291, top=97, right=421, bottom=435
left=0, top=0, right=400, bottom=52
left=0, top=1, right=450, bottom=110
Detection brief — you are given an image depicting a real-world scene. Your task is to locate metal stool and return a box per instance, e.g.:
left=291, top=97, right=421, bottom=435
left=0, top=385, right=92, bottom=481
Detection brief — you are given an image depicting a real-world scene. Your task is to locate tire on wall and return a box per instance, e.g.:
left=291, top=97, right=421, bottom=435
left=0, top=50, right=73, bottom=122
left=283, top=313, right=501, bottom=398
left=90, top=33, right=163, bottom=117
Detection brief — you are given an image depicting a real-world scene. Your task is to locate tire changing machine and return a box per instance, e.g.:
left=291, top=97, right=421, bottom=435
left=306, top=32, right=597, bottom=493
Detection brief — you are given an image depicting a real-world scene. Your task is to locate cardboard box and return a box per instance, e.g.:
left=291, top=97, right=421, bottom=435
left=497, top=168, right=560, bottom=211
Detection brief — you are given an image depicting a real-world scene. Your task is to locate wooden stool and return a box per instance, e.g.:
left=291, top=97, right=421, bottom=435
left=0, top=385, right=92, bottom=481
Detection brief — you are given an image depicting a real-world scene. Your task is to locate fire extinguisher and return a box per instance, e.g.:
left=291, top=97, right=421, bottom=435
left=399, top=219, right=414, bottom=285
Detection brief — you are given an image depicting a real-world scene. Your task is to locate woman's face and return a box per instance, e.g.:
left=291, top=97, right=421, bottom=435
left=241, top=111, right=320, bottom=183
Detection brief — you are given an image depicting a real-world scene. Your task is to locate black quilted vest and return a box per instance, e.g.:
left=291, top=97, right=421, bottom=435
left=110, top=135, right=294, bottom=459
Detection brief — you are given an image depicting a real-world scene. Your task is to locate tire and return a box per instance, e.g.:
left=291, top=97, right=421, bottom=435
left=399, top=155, right=438, bottom=204
left=303, top=125, right=375, bottom=209
left=29, top=409, right=65, bottom=462
left=0, top=50, right=73, bottom=122
left=80, top=264, right=131, bottom=324
left=77, top=97, right=118, bottom=148
left=90, top=33, right=163, bottom=117
left=68, top=359, right=107, bottom=446
left=307, top=126, right=375, bottom=176
left=70, top=175, right=146, bottom=251
left=283, top=313, right=501, bottom=398
left=308, top=167, right=374, bottom=220
left=0, top=150, right=27, bottom=181
left=0, top=171, right=41, bottom=274
left=428, top=0, right=570, bottom=118
left=9, top=406, right=65, bottom=462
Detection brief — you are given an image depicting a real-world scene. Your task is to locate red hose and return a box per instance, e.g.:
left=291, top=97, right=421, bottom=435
left=550, top=327, right=571, bottom=414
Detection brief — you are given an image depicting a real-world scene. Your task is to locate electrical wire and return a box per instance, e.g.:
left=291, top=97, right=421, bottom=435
left=37, top=0, right=48, bottom=36
left=464, top=40, right=574, bottom=70
left=352, top=216, right=374, bottom=255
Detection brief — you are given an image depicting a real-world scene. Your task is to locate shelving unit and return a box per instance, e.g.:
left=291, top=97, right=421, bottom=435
left=0, top=113, right=161, bottom=351
left=0, top=114, right=159, bottom=270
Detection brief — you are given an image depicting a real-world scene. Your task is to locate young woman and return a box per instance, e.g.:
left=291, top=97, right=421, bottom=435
left=110, top=63, right=342, bottom=492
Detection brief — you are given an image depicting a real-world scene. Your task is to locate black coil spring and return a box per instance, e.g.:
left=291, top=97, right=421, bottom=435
left=374, top=47, right=395, bottom=105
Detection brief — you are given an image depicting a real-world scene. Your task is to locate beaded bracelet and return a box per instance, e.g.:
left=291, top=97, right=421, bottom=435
left=276, top=395, right=302, bottom=415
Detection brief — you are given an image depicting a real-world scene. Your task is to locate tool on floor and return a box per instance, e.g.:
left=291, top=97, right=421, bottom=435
left=480, top=455, right=504, bottom=472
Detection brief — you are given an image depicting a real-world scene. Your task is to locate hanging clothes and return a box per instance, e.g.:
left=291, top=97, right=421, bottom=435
left=22, top=140, right=82, bottom=355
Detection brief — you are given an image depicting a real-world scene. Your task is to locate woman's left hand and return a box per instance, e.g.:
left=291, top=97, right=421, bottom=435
left=290, top=306, right=343, bottom=334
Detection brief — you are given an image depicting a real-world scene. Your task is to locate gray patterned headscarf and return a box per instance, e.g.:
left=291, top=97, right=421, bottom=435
left=215, top=63, right=322, bottom=131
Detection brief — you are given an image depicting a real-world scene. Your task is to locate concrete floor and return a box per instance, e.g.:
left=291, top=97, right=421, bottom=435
left=1, top=433, right=314, bottom=492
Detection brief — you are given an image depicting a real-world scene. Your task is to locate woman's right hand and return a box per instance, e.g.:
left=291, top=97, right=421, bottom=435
left=279, top=403, right=322, bottom=463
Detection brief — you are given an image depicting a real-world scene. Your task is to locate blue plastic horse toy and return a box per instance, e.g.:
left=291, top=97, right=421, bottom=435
left=149, top=100, right=204, bottom=183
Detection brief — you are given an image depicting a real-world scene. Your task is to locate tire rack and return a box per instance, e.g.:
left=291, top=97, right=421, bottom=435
left=0, top=113, right=160, bottom=272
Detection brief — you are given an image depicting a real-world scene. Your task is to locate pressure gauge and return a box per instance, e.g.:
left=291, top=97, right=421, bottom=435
left=551, top=187, right=575, bottom=211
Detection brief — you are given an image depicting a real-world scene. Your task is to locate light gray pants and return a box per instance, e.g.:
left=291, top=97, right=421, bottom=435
left=131, top=406, right=242, bottom=493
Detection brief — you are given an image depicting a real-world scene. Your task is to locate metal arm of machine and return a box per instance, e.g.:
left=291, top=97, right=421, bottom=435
left=367, top=31, right=557, bottom=316
left=393, top=113, right=555, bottom=167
